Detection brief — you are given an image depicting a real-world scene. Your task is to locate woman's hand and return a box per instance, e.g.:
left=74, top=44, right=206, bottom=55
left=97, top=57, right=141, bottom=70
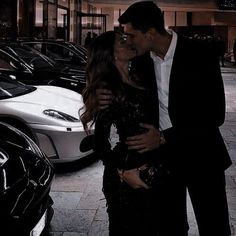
left=118, top=165, right=150, bottom=189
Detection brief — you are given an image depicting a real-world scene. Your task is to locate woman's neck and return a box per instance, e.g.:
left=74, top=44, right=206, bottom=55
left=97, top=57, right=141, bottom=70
left=115, top=60, right=145, bottom=90
left=115, top=60, right=130, bottom=83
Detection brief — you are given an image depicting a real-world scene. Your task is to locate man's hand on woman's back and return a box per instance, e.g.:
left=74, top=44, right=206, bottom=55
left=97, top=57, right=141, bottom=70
left=96, top=88, right=113, bottom=110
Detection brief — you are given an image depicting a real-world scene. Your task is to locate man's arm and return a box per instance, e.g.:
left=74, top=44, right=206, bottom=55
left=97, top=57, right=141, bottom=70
left=126, top=123, right=165, bottom=153
left=96, top=89, right=163, bottom=153
left=96, top=88, right=113, bottom=110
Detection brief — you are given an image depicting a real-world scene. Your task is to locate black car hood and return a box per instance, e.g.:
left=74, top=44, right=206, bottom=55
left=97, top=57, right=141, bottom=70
left=0, top=122, right=54, bottom=218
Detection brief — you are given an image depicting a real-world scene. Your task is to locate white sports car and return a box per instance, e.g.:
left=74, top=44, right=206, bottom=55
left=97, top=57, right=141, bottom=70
left=0, top=73, right=93, bottom=163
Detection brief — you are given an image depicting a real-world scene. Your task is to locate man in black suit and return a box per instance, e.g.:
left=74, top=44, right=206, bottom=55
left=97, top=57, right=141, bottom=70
left=233, top=37, right=236, bottom=65
left=115, top=1, right=232, bottom=236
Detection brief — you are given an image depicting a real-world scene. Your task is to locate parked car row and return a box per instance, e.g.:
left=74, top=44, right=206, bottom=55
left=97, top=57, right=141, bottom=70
left=19, top=39, right=87, bottom=67
left=0, top=40, right=92, bottom=234
left=0, top=39, right=93, bottom=163
left=0, top=38, right=94, bottom=165
left=0, top=41, right=87, bottom=94
left=0, top=73, right=93, bottom=163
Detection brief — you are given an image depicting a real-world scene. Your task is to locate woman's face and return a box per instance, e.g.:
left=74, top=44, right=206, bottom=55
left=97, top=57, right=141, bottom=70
left=114, top=33, right=137, bottom=62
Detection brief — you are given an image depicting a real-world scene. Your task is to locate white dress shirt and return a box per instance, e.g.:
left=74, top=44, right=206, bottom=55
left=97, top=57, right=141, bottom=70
left=150, top=30, right=178, bottom=131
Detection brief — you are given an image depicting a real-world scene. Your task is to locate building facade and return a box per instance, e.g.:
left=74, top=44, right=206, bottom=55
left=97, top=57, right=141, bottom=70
left=0, top=0, right=236, bottom=53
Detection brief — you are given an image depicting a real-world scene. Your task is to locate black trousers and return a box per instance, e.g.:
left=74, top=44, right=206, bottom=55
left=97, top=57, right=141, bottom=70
left=151, top=166, right=231, bottom=236
left=188, top=170, right=230, bottom=236
left=151, top=132, right=232, bottom=236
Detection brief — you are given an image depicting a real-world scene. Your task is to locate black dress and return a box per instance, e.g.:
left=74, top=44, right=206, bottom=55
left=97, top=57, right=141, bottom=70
left=93, top=82, right=160, bottom=236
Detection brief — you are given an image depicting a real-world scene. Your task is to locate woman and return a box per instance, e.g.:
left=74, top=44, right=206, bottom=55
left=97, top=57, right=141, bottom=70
left=80, top=31, right=162, bottom=236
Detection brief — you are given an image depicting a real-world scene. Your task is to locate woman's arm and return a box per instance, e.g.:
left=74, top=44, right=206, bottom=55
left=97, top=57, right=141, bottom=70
left=93, top=109, right=114, bottom=166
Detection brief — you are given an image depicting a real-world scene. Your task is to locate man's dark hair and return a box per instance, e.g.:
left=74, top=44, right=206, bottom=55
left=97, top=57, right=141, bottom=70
left=118, top=1, right=165, bottom=34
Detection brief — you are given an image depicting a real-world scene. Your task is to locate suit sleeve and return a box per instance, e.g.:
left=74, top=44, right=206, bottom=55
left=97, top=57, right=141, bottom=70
left=169, top=39, right=226, bottom=130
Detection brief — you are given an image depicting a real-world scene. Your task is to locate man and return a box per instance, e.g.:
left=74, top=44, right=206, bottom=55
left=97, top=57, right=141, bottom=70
left=98, top=1, right=231, bottom=235
left=233, top=37, right=236, bottom=65
left=119, top=1, right=232, bottom=236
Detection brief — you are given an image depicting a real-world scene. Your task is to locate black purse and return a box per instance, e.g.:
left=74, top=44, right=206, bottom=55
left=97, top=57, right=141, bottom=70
left=139, top=163, right=170, bottom=187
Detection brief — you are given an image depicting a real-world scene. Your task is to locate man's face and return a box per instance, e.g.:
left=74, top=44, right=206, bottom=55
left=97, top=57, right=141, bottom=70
left=123, top=23, right=150, bottom=56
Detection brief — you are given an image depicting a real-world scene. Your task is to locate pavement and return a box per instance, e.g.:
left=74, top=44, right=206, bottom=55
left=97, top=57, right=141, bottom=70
left=47, top=63, right=236, bottom=236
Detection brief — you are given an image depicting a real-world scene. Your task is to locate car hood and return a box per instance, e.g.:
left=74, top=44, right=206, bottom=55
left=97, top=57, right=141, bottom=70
left=0, top=86, right=84, bottom=125
left=0, top=122, right=54, bottom=218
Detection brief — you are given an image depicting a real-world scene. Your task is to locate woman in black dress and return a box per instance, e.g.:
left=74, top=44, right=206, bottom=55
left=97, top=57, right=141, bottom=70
left=80, top=31, right=163, bottom=236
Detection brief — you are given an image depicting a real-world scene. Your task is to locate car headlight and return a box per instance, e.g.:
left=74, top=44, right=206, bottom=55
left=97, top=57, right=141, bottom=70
left=43, top=109, right=79, bottom=122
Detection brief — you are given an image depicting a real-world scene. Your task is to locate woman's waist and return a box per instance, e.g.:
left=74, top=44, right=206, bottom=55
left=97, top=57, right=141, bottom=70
left=113, top=143, right=156, bottom=169
left=116, top=120, right=156, bottom=138
left=123, top=152, right=149, bottom=169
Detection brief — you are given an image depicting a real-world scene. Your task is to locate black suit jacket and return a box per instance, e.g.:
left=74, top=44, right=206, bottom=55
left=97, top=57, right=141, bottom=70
left=135, top=37, right=231, bottom=171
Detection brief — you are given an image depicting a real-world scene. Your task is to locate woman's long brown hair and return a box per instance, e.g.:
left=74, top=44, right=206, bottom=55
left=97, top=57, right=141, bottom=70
left=80, top=31, right=125, bottom=132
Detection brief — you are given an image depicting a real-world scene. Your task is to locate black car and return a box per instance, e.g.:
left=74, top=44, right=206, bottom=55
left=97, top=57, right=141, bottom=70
left=0, top=42, right=86, bottom=93
left=20, top=39, right=87, bottom=68
left=0, top=121, right=54, bottom=235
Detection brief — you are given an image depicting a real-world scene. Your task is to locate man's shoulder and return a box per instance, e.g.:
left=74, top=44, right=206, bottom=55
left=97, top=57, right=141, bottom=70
left=177, top=36, right=217, bottom=57
left=178, top=36, right=209, bottom=49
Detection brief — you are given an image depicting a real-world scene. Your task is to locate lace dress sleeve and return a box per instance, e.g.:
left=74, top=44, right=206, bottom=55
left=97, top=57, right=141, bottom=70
left=93, top=108, right=117, bottom=167
left=93, top=103, right=129, bottom=169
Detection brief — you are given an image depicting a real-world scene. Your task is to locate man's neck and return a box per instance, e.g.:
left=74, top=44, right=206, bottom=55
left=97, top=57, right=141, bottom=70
left=152, top=32, right=172, bottom=59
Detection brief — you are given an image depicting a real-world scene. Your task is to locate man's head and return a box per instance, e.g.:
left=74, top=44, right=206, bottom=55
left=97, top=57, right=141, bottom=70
left=118, top=1, right=166, bottom=55
left=118, top=1, right=165, bottom=34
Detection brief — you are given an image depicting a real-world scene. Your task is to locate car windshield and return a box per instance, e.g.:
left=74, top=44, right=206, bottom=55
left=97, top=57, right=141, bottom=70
left=0, top=74, right=36, bottom=99
left=67, top=42, right=87, bottom=56
left=7, top=45, right=56, bottom=70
